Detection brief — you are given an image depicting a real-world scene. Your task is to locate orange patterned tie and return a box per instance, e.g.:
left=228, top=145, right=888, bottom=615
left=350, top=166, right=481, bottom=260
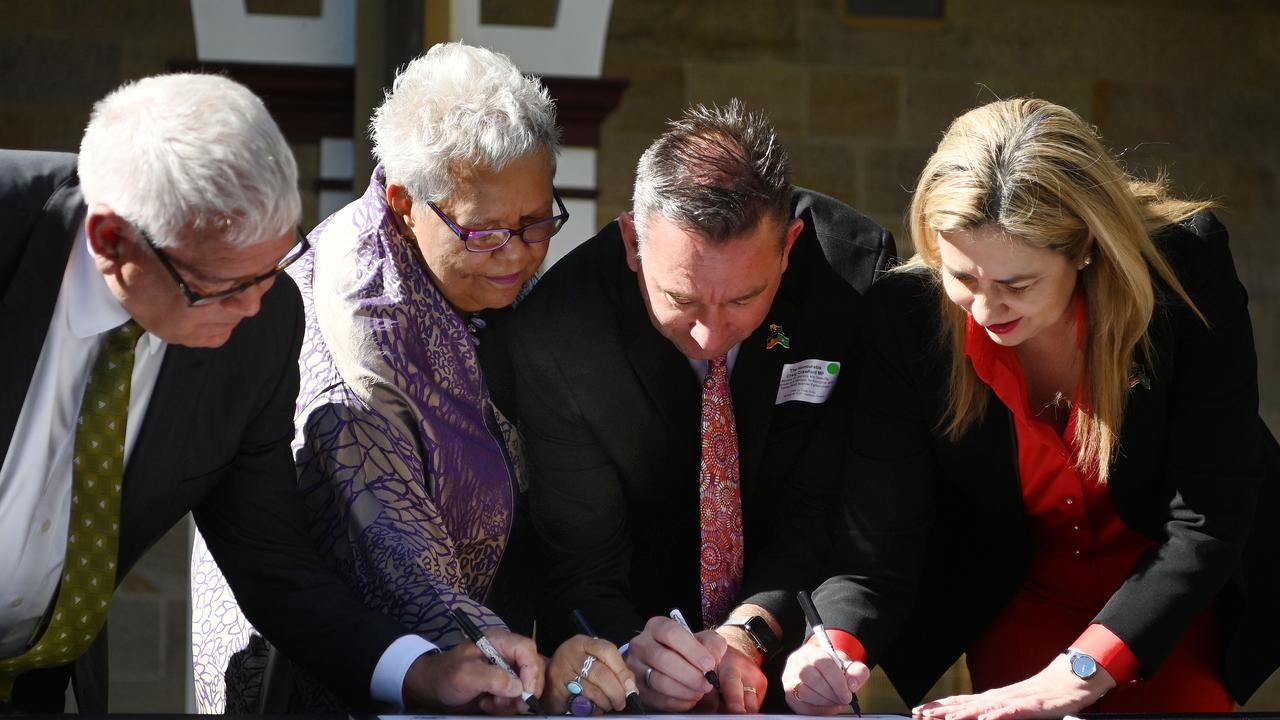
left=698, top=354, right=744, bottom=628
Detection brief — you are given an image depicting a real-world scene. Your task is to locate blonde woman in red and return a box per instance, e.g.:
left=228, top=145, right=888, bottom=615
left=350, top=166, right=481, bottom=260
left=784, top=98, right=1279, bottom=718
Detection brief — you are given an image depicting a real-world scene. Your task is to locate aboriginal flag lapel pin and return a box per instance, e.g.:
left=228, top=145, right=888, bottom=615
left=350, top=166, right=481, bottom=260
left=767, top=323, right=790, bottom=350
left=1128, top=361, right=1151, bottom=390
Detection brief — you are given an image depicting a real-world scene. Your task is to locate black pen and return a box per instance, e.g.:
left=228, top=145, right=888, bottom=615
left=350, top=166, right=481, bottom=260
left=667, top=607, right=722, bottom=691
left=451, top=607, right=547, bottom=715
left=572, top=609, right=648, bottom=714
left=797, top=591, right=862, bottom=716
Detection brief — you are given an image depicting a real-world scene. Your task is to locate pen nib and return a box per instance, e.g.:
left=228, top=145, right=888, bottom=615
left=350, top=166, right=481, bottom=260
left=524, top=695, right=547, bottom=716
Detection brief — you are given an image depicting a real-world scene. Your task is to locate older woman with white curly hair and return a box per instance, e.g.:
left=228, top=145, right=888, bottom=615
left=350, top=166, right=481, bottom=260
left=191, top=42, right=637, bottom=715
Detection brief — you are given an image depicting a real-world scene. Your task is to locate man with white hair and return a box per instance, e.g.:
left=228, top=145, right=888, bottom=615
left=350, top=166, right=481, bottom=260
left=0, top=73, right=542, bottom=713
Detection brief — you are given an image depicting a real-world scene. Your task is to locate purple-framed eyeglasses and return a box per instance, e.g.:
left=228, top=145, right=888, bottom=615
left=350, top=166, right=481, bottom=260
left=426, top=190, right=569, bottom=253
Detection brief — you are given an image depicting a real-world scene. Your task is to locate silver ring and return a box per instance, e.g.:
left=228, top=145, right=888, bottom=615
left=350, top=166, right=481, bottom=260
left=743, top=686, right=757, bottom=694
left=644, top=665, right=655, bottom=689
left=579, top=654, right=596, bottom=680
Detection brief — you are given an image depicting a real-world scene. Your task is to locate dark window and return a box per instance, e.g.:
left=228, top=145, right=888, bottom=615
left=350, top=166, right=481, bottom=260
left=845, top=0, right=943, bottom=20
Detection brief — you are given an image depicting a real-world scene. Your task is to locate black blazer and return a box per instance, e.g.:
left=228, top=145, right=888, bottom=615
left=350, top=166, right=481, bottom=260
left=813, top=211, right=1280, bottom=705
left=510, top=189, right=895, bottom=652
left=0, top=150, right=407, bottom=711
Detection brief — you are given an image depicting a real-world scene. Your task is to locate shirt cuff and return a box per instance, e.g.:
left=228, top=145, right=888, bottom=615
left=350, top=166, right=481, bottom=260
left=370, top=634, right=442, bottom=708
left=1072, top=623, right=1140, bottom=684
left=808, top=628, right=867, bottom=664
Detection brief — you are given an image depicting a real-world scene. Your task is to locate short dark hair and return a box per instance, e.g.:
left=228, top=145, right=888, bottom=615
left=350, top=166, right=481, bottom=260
left=632, top=99, right=792, bottom=245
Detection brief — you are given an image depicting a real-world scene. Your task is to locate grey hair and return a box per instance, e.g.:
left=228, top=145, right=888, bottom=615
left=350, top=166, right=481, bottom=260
left=370, top=42, right=560, bottom=203
left=631, top=99, right=792, bottom=246
left=78, top=73, right=301, bottom=249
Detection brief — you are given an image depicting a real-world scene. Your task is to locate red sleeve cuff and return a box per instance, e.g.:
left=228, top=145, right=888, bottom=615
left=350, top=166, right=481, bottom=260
left=1073, top=623, right=1140, bottom=684
left=807, top=628, right=866, bottom=664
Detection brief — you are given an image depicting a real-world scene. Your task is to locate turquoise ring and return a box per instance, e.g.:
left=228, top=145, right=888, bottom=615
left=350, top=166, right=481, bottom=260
left=566, top=654, right=596, bottom=697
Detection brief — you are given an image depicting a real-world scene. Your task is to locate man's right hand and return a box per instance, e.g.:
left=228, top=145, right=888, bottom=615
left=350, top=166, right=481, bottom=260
left=782, top=640, right=870, bottom=715
left=625, top=615, right=727, bottom=712
left=402, top=628, right=545, bottom=714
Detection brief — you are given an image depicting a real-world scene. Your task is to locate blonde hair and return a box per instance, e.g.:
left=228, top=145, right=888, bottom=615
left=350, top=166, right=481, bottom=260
left=903, top=98, right=1213, bottom=482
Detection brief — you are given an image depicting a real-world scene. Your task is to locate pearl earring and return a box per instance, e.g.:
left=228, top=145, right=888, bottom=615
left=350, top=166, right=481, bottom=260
left=1079, top=255, right=1093, bottom=270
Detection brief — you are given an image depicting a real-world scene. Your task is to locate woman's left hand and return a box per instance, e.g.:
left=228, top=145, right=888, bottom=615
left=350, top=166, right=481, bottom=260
left=543, top=634, right=639, bottom=716
left=913, top=653, right=1116, bottom=720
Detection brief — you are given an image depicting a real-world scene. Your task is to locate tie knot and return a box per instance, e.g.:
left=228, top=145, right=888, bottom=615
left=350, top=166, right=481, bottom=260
left=104, top=320, right=144, bottom=355
left=705, top=354, right=729, bottom=386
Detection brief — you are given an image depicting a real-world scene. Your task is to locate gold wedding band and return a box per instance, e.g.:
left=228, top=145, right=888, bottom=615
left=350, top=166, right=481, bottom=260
left=743, top=686, right=757, bottom=694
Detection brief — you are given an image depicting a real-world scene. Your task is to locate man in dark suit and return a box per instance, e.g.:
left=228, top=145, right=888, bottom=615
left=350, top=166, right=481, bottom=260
left=510, top=100, right=894, bottom=713
left=0, top=73, right=541, bottom=713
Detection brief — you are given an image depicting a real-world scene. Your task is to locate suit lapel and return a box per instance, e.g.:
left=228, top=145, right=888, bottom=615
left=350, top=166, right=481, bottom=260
left=617, top=257, right=701, bottom=436
left=0, top=186, right=83, bottom=463
left=731, top=296, right=795, bottom=508
left=119, top=343, right=210, bottom=561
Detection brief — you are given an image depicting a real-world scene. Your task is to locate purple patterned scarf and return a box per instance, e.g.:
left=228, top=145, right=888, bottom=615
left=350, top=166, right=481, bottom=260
left=288, top=166, right=526, bottom=647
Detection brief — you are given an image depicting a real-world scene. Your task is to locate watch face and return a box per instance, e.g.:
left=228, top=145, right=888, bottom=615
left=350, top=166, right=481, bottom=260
left=1070, top=653, right=1097, bottom=679
left=727, top=616, right=779, bottom=656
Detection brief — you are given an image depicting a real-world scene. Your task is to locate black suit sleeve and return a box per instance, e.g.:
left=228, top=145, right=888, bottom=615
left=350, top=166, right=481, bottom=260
left=810, top=273, right=937, bottom=665
left=737, top=351, right=858, bottom=637
left=191, top=281, right=406, bottom=706
left=1095, top=214, right=1264, bottom=675
left=740, top=227, right=899, bottom=642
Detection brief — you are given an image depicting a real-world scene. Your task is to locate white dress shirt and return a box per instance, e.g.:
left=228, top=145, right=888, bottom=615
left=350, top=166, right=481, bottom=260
left=0, top=232, right=432, bottom=704
left=0, top=230, right=165, bottom=658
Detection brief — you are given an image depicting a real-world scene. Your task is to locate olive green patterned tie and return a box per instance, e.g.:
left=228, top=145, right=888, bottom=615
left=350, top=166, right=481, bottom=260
left=0, top=320, right=143, bottom=702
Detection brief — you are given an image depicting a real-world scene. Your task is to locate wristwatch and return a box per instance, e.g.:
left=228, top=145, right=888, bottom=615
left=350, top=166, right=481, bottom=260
left=721, top=615, right=781, bottom=659
left=1062, top=648, right=1098, bottom=679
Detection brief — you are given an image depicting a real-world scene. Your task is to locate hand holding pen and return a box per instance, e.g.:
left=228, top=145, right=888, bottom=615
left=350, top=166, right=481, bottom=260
left=621, top=610, right=727, bottom=712
left=571, top=610, right=647, bottom=714
left=668, top=608, right=722, bottom=691
left=450, top=607, right=548, bottom=715
left=785, top=591, right=870, bottom=716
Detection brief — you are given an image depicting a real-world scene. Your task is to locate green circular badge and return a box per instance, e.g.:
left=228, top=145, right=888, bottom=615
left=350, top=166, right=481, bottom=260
left=826, top=362, right=840, bottom=375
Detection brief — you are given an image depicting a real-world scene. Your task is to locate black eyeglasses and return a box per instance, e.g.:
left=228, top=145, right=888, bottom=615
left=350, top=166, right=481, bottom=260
left=426, top=190, right=570, bottom=253
left=137, top=226, right=311, bottom=307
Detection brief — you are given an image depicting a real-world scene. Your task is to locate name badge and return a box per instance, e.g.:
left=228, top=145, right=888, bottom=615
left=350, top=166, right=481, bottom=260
left=775, top=359, right=841, bottom=405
